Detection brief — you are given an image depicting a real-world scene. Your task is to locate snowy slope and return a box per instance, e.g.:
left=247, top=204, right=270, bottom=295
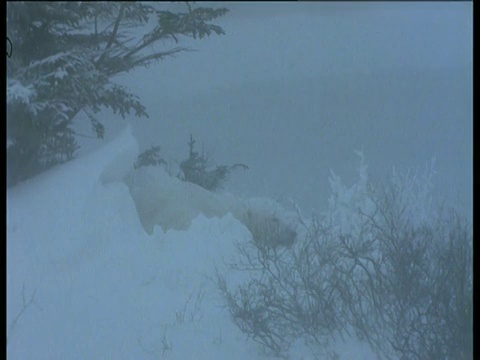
left=7, top=126, right=378, bottom=359
left=6, top=126, right=254, bottom=359
left=7, top=3, right=471, bottom=357
left=4, top=127, right=338, bottom=359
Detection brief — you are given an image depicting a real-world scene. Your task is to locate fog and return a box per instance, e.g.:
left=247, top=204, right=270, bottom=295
left=97, top=2, right=472, bottom=220
left=7, top=3, right=473, bottom=358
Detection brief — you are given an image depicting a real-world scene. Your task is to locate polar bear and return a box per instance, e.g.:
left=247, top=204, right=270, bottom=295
left=125, top=166, right=297, bottom=247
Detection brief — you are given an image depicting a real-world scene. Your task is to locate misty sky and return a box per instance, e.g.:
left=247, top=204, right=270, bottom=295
left=128, top=1, right=472, bottom=94
left=78, top=2, right=472, bottom=220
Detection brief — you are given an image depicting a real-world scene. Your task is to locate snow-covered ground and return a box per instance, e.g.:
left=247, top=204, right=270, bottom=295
left=7, top=3, right=471, bottom=359
left=7, top=126, right=378, bottom=359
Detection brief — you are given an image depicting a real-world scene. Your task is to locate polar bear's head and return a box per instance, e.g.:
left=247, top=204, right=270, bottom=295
left=239, top=208, right=297, bottom=248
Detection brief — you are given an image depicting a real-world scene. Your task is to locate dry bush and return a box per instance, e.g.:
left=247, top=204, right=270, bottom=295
left=217, top=213, right=344, bottom=358
left=217, top=171, right=472, bottom=359
left=335, top=184, right=472, bottom=360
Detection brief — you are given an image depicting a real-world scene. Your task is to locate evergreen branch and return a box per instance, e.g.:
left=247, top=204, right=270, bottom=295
left=7, top=2, right=228, bottom=186
left=124, top=27, right=171, bottom=60
left=96, top=3, right=126, bottom=66
left=129, top=47, right=193, bottom=68
left=105, top=3, right=126, bottom=51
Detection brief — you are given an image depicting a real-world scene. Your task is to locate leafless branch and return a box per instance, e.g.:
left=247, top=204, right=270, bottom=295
left=10, top=283, right=41, bottom=333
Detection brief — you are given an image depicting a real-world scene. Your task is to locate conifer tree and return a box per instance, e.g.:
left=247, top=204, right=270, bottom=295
left=7, top=2, right=229, bottom=186
left=180, top=134, right=249, bottom=191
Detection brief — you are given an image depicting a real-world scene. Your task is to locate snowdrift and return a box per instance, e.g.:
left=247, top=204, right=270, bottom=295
left=6, top=125, right=296, bottom=360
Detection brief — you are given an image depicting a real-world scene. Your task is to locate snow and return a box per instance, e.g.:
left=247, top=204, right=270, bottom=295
left=9, top=110, right=466, bottom=359
left=7, top=5, right=471, bottom=357
left=326, top=149, right=375, bottom=237
left=54, top=68, right=69, bottom=80
left=7, top=79, right=37, bottom=105
left=10, top=125, right=376, bottom=359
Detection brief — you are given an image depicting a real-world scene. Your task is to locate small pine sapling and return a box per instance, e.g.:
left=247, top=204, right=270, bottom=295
left=179, top=134, right=248, bottom=191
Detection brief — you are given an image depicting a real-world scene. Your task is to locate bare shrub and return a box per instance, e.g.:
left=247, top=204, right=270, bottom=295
left=422, top=211, right=473, bottom=360
left=342, top=185, right=473, bottom=360
left=217, top=213, right=345, bottom=358
left=217, top=160, right=472, bottom=359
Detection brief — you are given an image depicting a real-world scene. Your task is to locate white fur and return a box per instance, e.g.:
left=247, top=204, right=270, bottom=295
left=125, top=167, right=297, bottom=246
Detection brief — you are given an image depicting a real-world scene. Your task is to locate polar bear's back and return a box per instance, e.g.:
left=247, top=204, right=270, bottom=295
left=127, top=167, right=297, bottom=248
left=127, top=167, right=241, bottom=233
